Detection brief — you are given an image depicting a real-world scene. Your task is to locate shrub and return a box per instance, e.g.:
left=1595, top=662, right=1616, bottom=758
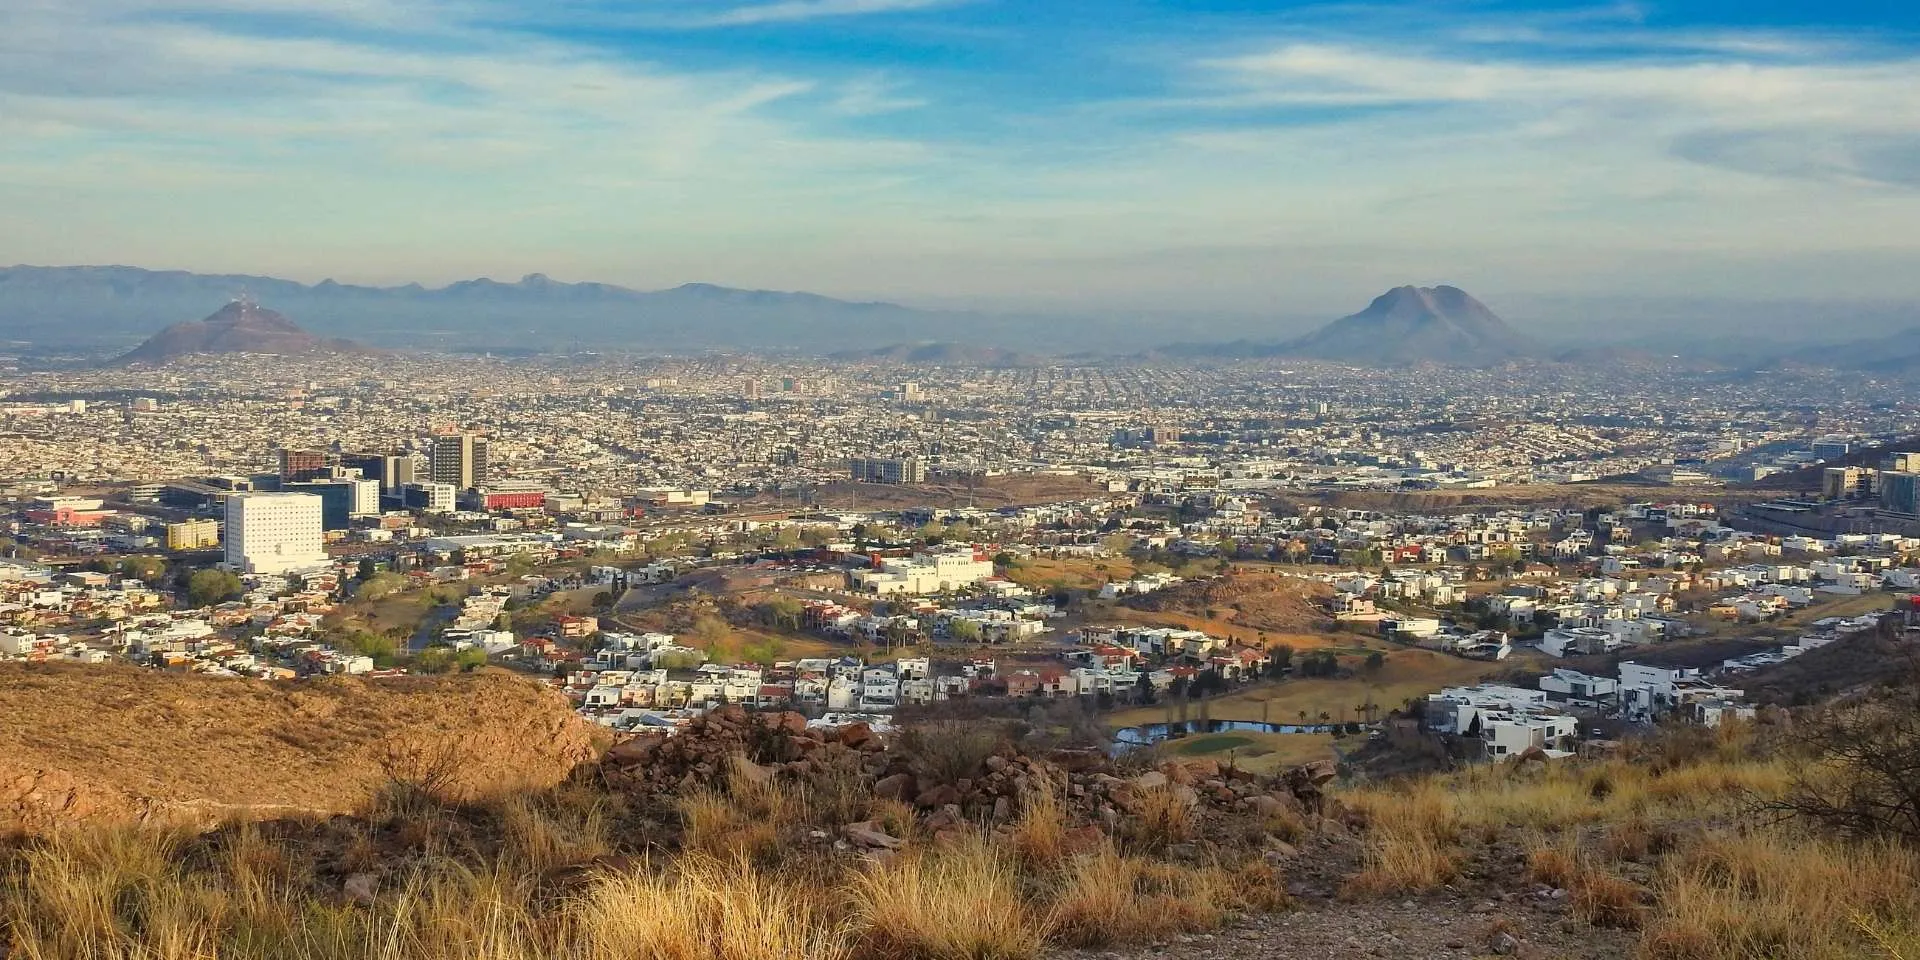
left=896, top=722, right=1006, bottom=786
left=1771, top=687, right=1920, bottom=846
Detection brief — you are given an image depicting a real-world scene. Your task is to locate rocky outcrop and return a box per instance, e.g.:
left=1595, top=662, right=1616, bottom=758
left=600, top=705, right=1358, bottom=844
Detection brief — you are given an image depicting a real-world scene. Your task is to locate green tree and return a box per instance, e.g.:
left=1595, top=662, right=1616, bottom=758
left=762, top=596, right=804, bottom=631
left=688, top=615, right=731, bottom=652
left=591, top=590, right=615, bottom=611
left=358, top=572, right=405, bottom=601
left=653, top=648, right=707, bottom=670
left=1133, top=672, right=1156, bottom=705
left=1365, top=650, right=1386, bottom=674
left=1266, top=644, right=1294, bottom=678
left=186, top=569, right=243, bottom=607
left=415, top=648, right=454, bottom=674
left=454, top=647, right=489, bottom=671
left=336, top=630, right=399, bottom=665
left=356, top=557, right=378, bottom=581
left=948, top=618, right=983, bottom=643
left=118, top=556, right=168, bottom=584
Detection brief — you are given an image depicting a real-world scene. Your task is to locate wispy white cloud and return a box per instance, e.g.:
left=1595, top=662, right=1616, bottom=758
left=695, top=0, right=957, bottom=27
left=2, top=0, right=1919, bottom=311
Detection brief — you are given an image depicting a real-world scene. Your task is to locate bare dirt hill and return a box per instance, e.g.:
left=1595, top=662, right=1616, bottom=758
left=1121, top=571, right=1332, bottom=639
left=0, top=664, right=598, bottom=835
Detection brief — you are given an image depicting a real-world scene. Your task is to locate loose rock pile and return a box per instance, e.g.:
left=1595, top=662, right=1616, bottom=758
left=599, top=706, right=1360, bottom=849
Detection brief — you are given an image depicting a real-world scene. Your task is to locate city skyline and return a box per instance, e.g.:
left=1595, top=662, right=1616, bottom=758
left=3, top=0, right=1918, bottom=318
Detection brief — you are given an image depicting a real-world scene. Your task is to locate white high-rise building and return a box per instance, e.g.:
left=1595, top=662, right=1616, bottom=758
left=347, top=478, right=381, bottom=517
left=225, top=492, right=329, bottom=575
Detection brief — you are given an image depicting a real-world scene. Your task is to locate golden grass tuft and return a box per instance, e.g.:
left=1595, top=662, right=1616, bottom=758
left=1342, top=824, right=1459, bottom=897
left=1640, top=830, right=1920, bottom=960
left=850, top=837, right=1043, bottom=960
left=1046, top=846, right=1223, bottom=946
left=581, top=855, right=852, bottom=960
left=1124, top=786, right=1197, bottom=851
left=1007, top=788, right=1071, bottom=870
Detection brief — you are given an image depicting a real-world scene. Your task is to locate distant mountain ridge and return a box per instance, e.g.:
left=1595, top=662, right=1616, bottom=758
left=830, top=342, right=1039, bottom=367
left=117, top=301, right=375, bottom=365
left=0, top=265, right=976, bottom=354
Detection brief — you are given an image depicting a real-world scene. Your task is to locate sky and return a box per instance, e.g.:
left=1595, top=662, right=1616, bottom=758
left=2, top=0, right=1918, bottom=320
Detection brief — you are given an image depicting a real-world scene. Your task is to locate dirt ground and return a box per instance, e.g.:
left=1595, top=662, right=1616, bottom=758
left=788, top=473, right=1110, bottom=512
left=1054, top=896, right=1637, bottom=960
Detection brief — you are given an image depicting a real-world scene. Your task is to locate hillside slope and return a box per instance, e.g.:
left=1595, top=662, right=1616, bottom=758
left=0, top=665, right=598, bottom=834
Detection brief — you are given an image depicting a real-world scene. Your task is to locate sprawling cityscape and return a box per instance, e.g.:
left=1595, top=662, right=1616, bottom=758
left=5, top=0, right=1919, bottom=954
left=5, top=336, right=1918, bottom=725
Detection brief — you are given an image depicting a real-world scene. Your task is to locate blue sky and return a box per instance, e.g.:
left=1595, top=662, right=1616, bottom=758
left=2, top=0, right=1917, bottom=318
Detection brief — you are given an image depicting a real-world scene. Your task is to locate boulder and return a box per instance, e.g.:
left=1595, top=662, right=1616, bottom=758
left=342, top=873, right=379, bottom=906
left=728, top=754, right=774, bottom=786
left=836, top=723, right=874, bottom=750
left=874, top=773, right=916, bottom=801
left=915, top=784, right=961, bottom=809
left=843, top=821, right=905, bottom=850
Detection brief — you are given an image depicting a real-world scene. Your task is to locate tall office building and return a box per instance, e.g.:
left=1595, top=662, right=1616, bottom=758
left=1881, top=471, right=1920, bottom=517
left=429, top=431, right=488, bottom=490
left=278, top=448, right=329, bottom=483
left=224, top=492, right=329, bottom=575
left=341, top=452, right=415, bottom=494
left=288, top=479, right=381, bottom=529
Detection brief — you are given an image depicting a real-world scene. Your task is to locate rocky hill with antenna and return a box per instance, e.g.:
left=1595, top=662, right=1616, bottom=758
left=1167, top=285, right=1538, bottom=366
left=1284, top=285, right=1536, bottom=365
left=116, top=300, right=376, bottom=365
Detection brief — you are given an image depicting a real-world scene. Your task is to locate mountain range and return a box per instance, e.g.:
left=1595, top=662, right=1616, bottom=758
left=3, top=264, right=1915, bottom=370
left=116, top=301, right=375, bottom=365
left=0, top=265, right=989, bottom=354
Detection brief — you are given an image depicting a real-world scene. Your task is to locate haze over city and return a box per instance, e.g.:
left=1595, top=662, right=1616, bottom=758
left=6, top=5, right=1920, bottom=960
left=5, top=0, right=1920, bottom=329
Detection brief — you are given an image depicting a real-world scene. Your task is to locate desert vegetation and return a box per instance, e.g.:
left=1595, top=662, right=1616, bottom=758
left=1339, top=696, right=1920, bottom=960
left=0, top=711, right=1292, bottom=960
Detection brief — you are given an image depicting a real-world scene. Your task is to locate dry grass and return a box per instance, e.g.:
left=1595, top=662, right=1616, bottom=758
left=582, top=856, right=851, bottom=960
left=1123, top=786, right=1198, bottom=852
left=1343, top=824, right=1460, bottom=896
left=1007, top=788, right=1071, bottom=870
left=1046, top=846, right=1254, bottom=947
left=1, top=772, right=1281, bottom=960
left=1342, top=722, right=1920, bottom=958
left=851, top=838, right=1043, bottom=960
left=1641, top=831, right=1920, bottom=960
